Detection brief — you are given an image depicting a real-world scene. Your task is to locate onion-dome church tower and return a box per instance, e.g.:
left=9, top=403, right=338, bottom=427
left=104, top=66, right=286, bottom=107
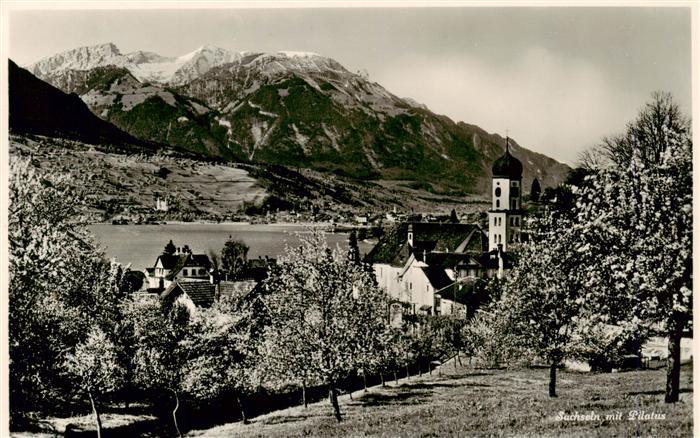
left=488, top=137, right=523, bottom=252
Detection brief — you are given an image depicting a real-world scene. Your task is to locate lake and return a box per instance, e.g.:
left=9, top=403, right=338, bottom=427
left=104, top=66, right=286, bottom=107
left=89, top=223, right=374, bottom=271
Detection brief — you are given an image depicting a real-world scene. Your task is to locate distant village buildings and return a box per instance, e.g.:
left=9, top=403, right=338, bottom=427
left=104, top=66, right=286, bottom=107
left=365, top=138, right=522, bottom=317
left=154, top=196, right=169, bottom=212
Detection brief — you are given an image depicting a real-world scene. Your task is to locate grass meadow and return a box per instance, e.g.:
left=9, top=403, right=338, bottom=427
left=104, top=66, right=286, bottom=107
left=188, top=362, right=692, bottom=437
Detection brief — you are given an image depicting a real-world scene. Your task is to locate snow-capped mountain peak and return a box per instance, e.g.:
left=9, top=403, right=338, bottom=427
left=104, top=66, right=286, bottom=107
left=29, top=43, right=244, bottom=85
left=28, top=43, right=346, bottom=86
left=30, top=43, right=124, bottom=76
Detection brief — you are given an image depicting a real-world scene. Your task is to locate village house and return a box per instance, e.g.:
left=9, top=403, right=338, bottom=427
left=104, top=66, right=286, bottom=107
left=141, top=241, right=277, bottom=310
left=145, top=245, right=212, bottom=291
left=365, top=139, right=522, bottom=316
left=155, top=196, right=169, bottom=212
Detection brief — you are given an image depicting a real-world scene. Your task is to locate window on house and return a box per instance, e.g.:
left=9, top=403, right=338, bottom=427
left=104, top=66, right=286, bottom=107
left=199, top=269, right=206, bottom=276
left=498, top=234, right=502, bottom=244
left=495, top=187, right=501, bottom=197
left=496, top=200, right=500, bottom=208
left=183, top=269, right=188, bottom=276
left=493, top=217, right=497, bottom=226
left=511, top=200, right=517, bottom=210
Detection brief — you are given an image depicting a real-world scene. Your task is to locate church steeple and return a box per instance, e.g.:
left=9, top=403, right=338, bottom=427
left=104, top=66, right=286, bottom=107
left=488, top=134, right=523, bottom=253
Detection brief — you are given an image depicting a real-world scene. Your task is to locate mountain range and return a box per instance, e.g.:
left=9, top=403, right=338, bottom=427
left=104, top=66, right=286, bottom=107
left=25, top=43, right=570, bottom=196
left=9, top=59, right=149, bottom=148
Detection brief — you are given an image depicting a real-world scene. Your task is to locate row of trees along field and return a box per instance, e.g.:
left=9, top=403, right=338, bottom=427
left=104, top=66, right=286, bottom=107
left=484, top=91, right=692, bottom=401
left=9, top=156, right=476, bottom=435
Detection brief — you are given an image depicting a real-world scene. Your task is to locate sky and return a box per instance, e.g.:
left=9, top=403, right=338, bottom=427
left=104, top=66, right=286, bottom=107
left=8, top=6, right=693, bottom=165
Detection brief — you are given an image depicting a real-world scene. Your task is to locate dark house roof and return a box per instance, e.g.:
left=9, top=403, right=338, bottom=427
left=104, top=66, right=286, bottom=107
left=162, top=281, right=217, bottom=308
left=156, top=254, right=182, bottom=270
left=161, top=280, right=258, bottom=308
left=422, top=266, right=454, bottom=291
left=365, top=222, right=486, bottom=266
left=418, top=252, right=477, bottom=270
left=154, top=253, right=211, bottom=281
left=476, top=249, right=516, bottom=270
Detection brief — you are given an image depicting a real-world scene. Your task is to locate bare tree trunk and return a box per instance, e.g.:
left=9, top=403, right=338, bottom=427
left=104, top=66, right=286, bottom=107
left=169, top=388, right=182, bottom=438
left=363, top=373, right=368, bottom=392
left=302, top=380, right=308, bottom=408
left=380, top=373, right=385, bottom=387
left=457, top=352, right=463, bottom=366
left=665, top=317, right=685, bottom=403
left=88, top=391, right=102, bottom=438
left=328, top=383, right=342, bottom=422
left=549, top=362, right=557, bottom=398
left=393, top=371, right=398, bottom=385
left=405, top=363, right=410, bottom=379
left=236, top=395, right=248, bottom=424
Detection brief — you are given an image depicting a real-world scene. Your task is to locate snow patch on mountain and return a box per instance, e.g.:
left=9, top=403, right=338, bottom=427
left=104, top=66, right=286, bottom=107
left=188, top=101, right=210, bottom=115
left=217, top=118, right=233, bottom=137
left=248, top=101, right=278, bottom=118
left=278, top=51, right=321, bottom=58
left=292, top=124, right=310, bottom=152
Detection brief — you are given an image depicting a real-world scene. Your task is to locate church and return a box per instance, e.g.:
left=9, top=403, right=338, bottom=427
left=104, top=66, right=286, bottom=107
left=365, top=138, right=523, bottom=317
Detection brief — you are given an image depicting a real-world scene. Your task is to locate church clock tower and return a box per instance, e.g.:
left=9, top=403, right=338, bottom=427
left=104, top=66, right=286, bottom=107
left=488, top=137, right=523, bottom=252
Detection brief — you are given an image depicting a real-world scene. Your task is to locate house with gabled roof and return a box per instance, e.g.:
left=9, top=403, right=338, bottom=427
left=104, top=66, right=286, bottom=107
left=161, top=279, right=259, bottom=310
left=145, top=245, right=212, bottom=292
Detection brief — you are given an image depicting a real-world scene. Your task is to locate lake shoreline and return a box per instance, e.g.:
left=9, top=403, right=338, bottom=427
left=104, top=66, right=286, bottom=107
left=89, top=223, right=373, bottom=272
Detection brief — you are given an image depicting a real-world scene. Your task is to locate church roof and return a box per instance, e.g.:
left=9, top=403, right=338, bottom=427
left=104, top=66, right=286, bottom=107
left=492, top=138, right=523, bottom=179
left=365, top=222, right=484, bottom=266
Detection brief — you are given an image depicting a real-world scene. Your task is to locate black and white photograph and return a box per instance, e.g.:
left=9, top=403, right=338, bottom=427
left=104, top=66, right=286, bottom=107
left=0, top=2, right=696, bottom=436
